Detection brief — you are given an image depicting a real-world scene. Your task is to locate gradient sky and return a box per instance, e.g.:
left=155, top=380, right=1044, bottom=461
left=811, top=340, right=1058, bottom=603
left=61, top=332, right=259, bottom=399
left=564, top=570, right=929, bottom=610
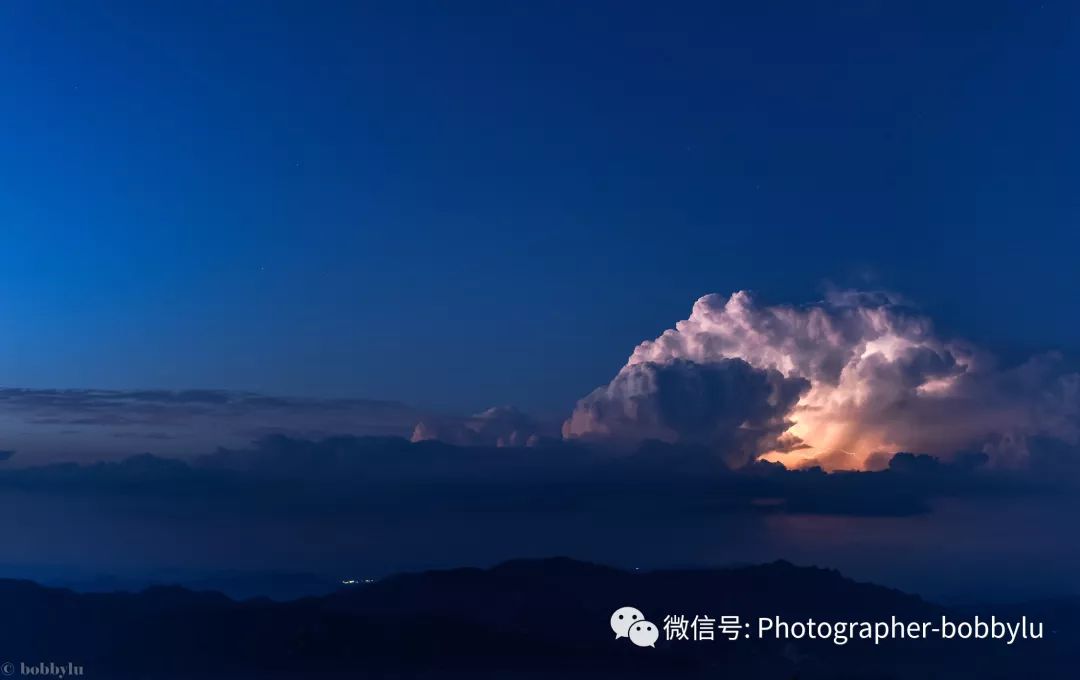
left=2, top=1, right=1078, bottom=417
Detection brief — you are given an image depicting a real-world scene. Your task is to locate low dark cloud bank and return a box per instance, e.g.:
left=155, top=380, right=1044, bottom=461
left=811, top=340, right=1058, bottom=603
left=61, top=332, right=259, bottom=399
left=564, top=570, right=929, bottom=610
left=0, top=435, right=1065, bottom=519
left=1, top=434, right=1077, bottom=598
left=0, top=388, right=423, bottom=461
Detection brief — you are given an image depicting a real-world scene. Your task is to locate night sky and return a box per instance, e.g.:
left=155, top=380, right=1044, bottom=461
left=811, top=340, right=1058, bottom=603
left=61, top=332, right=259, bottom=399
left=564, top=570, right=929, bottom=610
left=2, top=1, right=1078, bottom=417
left=1, top=2, right=1079, bottom=599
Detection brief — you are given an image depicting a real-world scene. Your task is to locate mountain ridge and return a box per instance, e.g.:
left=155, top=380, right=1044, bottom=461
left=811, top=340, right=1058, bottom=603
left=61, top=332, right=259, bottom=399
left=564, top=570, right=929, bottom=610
left=0, top=557, right=1074, bottom=678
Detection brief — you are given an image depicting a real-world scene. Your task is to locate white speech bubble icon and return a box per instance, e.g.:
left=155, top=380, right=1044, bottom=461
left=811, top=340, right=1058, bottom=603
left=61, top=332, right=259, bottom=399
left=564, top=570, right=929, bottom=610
left=628, top=620, right=659, bottom=648
left=610, top=606, right=644, bottom=638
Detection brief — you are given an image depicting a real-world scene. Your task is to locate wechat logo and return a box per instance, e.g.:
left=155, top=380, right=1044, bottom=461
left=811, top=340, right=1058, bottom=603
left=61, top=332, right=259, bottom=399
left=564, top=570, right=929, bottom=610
left=610, top=606, right=658, bottom=647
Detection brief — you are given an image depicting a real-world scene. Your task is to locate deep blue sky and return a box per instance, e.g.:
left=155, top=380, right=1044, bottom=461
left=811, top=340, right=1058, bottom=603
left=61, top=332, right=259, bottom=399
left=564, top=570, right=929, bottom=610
left=1, top=1, right=1077, bottom=416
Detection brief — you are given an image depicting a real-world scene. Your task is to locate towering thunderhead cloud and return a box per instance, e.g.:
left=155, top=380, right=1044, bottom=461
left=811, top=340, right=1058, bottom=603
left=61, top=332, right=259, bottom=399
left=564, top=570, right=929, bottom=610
left=564, top=291, right=1079, bottom=470
left=564, top=358, right=807, bottom=466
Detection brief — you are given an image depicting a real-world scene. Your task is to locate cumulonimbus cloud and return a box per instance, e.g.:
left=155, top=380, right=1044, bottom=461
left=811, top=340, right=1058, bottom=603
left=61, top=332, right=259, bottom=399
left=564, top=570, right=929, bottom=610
left=564, top=290, right=1080, bottom=470
left=563, top=358, right=807, bottom=466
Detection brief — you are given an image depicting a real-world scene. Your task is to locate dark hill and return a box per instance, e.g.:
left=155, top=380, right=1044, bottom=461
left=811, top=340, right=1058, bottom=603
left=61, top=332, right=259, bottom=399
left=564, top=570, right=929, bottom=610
left=0, top=558, right=1074, bottom=678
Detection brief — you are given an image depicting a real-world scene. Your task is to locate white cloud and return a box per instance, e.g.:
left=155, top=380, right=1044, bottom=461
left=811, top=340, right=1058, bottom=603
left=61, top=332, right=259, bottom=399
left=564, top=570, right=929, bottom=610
left=564, top=290, right=1080, bottom=470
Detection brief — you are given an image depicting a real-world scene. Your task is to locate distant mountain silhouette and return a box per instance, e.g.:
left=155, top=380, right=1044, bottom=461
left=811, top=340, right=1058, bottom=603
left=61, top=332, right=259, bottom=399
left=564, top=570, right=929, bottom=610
left=42, top=569, right=341, bottom=601
left=0, top=558, right=1074, bottom=678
